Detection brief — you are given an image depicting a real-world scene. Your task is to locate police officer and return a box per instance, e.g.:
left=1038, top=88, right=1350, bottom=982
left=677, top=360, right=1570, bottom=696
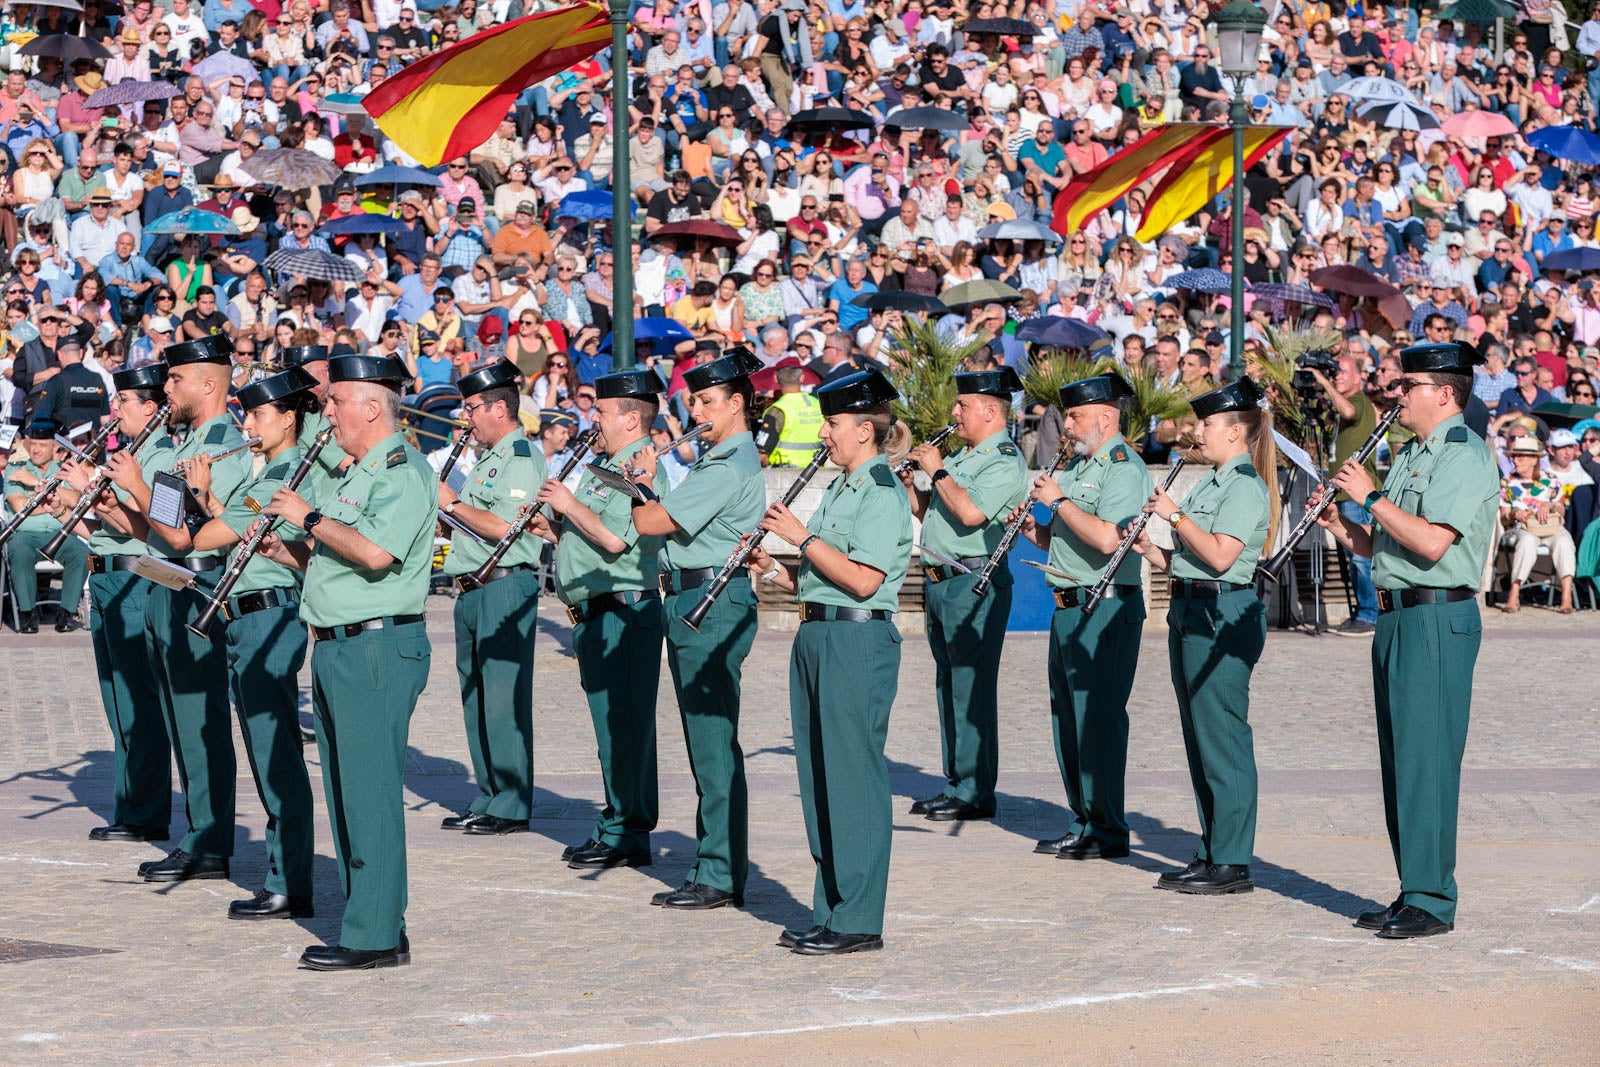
left=746, top=369, right=913, bottom=956
left=900, top=368, right=1028, bottom=822
left=34, top=337, right=110, bottom=433
left=436, top=360, right=548, bottom=836
left=533, top=367, right=669, bottom=871
left=276, top=345, right=350, bottom=500
left=1133, top=378, right=1278, bottom=896
left=756, top=362, right=824, bottom=467
left=1319, top=341, right=1499, bottom=939
left=260, top=353, right=435, bottom=970
left=1017, top=374, right=1152, bottom=861
left=629, top=347, right=766, bottom=910
left=5, top=418, right=91, bottom=633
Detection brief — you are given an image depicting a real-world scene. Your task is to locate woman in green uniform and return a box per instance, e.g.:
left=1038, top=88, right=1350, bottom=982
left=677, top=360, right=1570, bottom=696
left=629, top=347, right=766, bottom=911
left=745, top=369, right=913, bottom=956
left=174, top=367, right=323, bottom=921
left=1133, top=377, right=1279, bottom=897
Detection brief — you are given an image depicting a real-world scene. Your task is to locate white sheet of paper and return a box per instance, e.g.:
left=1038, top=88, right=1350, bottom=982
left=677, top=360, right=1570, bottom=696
left=1273, top=431, right=1323, bottom=482
left=130, top=554, right=197, bottom=591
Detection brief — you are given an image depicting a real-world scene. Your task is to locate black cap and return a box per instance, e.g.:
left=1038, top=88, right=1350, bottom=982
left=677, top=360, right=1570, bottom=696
left=1057, top=373, right=1133, bottom=410
left=816, top=368, right=899, bottom=416
left=235, top=366, right=318, bottom=411
left=23, top=416, right=60, bottom=440
left=328, top=354, right=410, bottom=385
left=278, top=344, right=330, bottom=368
left=683, top=345, right=763, bottom=393
left=164, top=334, right=235, bottom=366
left=594, top=366, right=666, bottom=400
left=457, top=359, right=521, bottom=398
left=1190, top=377, right=1266, bottom=420
left=1399, top=341, right=1483, bottom=375
left=113, top=363, right=168, bottom=392
left=956, top=367, right=1024, bottom=398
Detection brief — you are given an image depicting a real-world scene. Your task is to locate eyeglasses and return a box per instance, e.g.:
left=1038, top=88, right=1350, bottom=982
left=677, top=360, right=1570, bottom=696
left=519, top=318, right=537, bottom=326
left=755, top=271, right=775, bottom=279
left=448, top=163, right=467, bottom=170
left=1515, top=368, right=1536, bottom=376
left=377, top=44, right=392, bottom=51
left=548, top=361, right=569, bottom=368
left=292, top=221, right=310, bottom=229
left=1393, top=377, right=1442, bottom=394
left=435, top=296, right=452, bottom=304
left=554, top=165, right=572, bottom=172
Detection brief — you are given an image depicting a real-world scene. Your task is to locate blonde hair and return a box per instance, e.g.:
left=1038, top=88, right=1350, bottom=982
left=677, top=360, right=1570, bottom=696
left=855, top=405, right=912, bottom=468
left=1217, top=406, right=1281, bottom=550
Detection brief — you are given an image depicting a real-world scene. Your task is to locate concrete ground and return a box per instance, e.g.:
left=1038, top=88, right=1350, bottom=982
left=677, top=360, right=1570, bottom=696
left=1, top=602, right=1596, bottom=1065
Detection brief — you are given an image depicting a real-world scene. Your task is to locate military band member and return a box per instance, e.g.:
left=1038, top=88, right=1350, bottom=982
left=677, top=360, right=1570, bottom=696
left=900, top=368, right=1029, bottom=822
left=533, top=367, right=669, bottom=871
left=1133, top=378, right=1278, bottom=896
left=4, top=418, right=90, bottom=633
left=1319, top=342, right=1499, bottom=939
left=629, top=347, right=766, bottom=910
left=436, top=360, right=548, bottom=836
left=258, top=354, right=435, bottom=970
left=746, top=369, right=913, bottom=956
left=1017, top=375, right=1152, bottom=861
left=276, top=345, right=351, bottom=500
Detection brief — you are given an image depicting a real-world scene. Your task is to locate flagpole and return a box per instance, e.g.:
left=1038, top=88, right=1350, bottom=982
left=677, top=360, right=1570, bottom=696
left=1228, top=95, right=1245, bottom=383
left=609, top=0, right=634, bottom=369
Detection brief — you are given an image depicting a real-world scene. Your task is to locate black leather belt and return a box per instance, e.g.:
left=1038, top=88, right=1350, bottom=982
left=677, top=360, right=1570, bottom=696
left=923, top=556, right=988, bottom=583
left=659, top=566, right=718, bottom=595
left=565, top=589, right=658, bottom=625
left=310, top=613, right=426, bottom=641
left=798, top=602, right=890, bottom=623
left=88, top=554, right=142, bottom=574
left=454, top=564, right=533, bottom=593
left=1053, top=585, right=1139, bottom=609
left=1169, top=577, right=1252, bottom=598
left=161, top=555, right=225, bottom=573
left=1376, top=587, right=1475, bottom=614
left=223, top=588, right=298, bottom=622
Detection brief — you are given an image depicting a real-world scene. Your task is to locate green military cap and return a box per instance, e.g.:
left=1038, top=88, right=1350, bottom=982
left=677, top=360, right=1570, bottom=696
left=594, top=367, right=666, bottom=399
left=956, top=367, right=1024, bottom=397
left=817, top=368, right=899, bottom=415
left=235, top=366, right=318, bottom=411
left=23, top=416, right=61, bottom=440
left=112, top=363, right=167, bottom=392
left=683, top=344, right=763, bottom=392
left=165, top=334, right=235, bottom=366
left=456, top=359, right=521, bottom=397
left=1058, top=373, right=1132, bottom=410
left=328, top=354, right=410, bottom=384
left=1399, top=341, right=1483, bottom=374
left=1190, top=376, right=1266, bottom=419
left=277, top=344, right=330, bottom=367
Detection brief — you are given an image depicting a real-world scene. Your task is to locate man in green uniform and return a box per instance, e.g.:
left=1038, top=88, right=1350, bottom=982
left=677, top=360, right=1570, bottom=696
left=533, top=367, right=668, bottom=871
left=755, top=362, right=824, bottom=466
left=900, top=368, right=1029, bottom=822
left=1322, top=341, right=1499, bottom=939
left=4, top=419, right=90, bottom=633
left=262, top=353, right=435, bottom=970
left=437, top=360, right=548, bottom=836
left=277, top=345, right=351, bottom=500
left=1019, top=374, right=1153, bottom=861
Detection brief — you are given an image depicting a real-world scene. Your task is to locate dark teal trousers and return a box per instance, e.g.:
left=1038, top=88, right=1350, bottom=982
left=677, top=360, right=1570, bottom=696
left=88, top=569, right=170, bottom=831
left=924, top=571, right=1009, bottom=808
left=454, top=569, right=540, bottom=820
left=572, top=596, right=662, bottom=853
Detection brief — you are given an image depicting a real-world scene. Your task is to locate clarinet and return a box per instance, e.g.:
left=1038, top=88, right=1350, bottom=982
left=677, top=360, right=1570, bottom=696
left=1082, top=458, right=1186, bottom=617
left=892, top=423, right=956, bottom=475
left=459, top=427, right=601, bottom=591
left=0, top=417, right=120, bottom=552
left=41, top=403, right=173, bottom=561
left=971, top=435, right=1074, bottom=599
left=437, top=429, right=470, bottom=483
left=186, top=426, right=335, bottom=638
left=681, top=445, right=831, bottom=632
left=1258, top=405, right=1401, bottom=582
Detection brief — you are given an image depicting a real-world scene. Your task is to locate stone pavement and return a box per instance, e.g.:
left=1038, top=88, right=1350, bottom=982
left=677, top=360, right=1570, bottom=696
left=0, top=602, right=1597, bottom=1064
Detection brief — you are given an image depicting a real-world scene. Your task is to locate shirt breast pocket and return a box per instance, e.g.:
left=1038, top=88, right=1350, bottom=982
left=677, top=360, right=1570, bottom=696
left=820, top=512, right=854, bottom=553
left=1066, top=483, right=1100, bottom=514
left=1398, top=474, right=1430, bottom=511
left=1187, top=498, right=1219, bottom=530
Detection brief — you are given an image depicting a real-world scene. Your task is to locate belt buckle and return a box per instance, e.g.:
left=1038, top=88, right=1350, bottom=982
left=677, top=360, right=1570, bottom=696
left=566, top=603, right=583, bottom=626
left=1377, top=590, right=1394, bottom=613
left=454, top=575, right=476, bottom=593
left=924, top=566, right=942, bottom=584
left=658, top=572, right=673, bottom=596
left=798, top=603, right=815, bottom=622
left=220, top=600, right=236, bottom=623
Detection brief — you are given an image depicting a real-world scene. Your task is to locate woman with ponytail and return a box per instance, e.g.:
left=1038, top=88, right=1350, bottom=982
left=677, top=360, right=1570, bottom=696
left=1132, top=376, right=1278, bottom=898
left=745, top=368, right=912, bottom=956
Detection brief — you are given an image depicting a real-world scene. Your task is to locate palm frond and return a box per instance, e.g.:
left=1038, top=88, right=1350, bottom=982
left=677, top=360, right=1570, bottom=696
left=1022, top=348, right=1103, bottom=410
left=1119, top=363, right=1192, bottom=445
left=887, top=315, right=988, bottom=449
left=1250, top=323, right=1343, bottom=440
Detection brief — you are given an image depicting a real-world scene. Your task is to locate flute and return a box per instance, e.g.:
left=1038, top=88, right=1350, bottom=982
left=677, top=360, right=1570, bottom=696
left=0, top=417, right=121, bottom=552
left=169, top=436, right=261, bottom=473
left=892, top=423, right=957, bottom=475
left=41, top=403, right=173, bottom=561
left=1082, top=458, right=1186, bottom=617
left=971, top=434, right=1074, bottom=599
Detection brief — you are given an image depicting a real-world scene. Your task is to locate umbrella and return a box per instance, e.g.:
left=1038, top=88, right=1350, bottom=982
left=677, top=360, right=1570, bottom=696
left=144, top=206, right=240, bottom=236
left=1437, top=0, right=1517, bottom=23
left=649, top=220, right=742, bottom=248
left=85, top=78, right=180, bottom=109
left=851, top=291, right=948, bottom=315
left=599, top=317, right=693, bottom=356
left=941, top=279, right=1023, bottom=308
left=1541, top=248, right=1600, bottom=273
left=886, top=106, right=969, bottom=132
left=318, top=214, right=408, bottom=239
left=18, top=34, right=110, bottom=61
left=1016, top=316, right=1108, bottom=348
left=353, top=164, right=441, bottom=188
left=976, top=219, right=1062, bottom=243
left=786, top=106, right=876, bottom=134
left=962, top=17, right=1039, bottom=36
left=264, top=248, right=367, bottom=283
left=1527, top=125, right=1600, bottom=166
left=24, top=0, right=84, bottom=8
left=555, top=188, right=633, bottom=220
left=1164, top=268, right=1242, bottom=294
left=1441, top=110, right=1517, bottom=140
left=1338, top=77, right=1411, bottom=105
left=314, top=93, right=370, bottom=116
left=1249, top=282, right=1335, bottom=309
left=241, top=148, right=343, bottom=190
left=750, top=356, right=821, bottom=392
left=1309, top=265, right=1403, bottom=300
left=1532, top=401, right=1600, bottom=427
left=191, top=51, right=259, bottom=86
left=1359, top=100, right=1438, bottom=131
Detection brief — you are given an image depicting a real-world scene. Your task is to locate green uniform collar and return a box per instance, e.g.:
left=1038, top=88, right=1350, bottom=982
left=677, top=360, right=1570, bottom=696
left=699, top=430, right=752, bottom=464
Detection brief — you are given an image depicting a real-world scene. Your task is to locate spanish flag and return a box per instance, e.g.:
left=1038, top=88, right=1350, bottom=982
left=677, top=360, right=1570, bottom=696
left=362, top=4, right=610, bottom=167
left=1050, top=123, right=1224, bottom=237
left=1136, top=126, right=1292, bottom=242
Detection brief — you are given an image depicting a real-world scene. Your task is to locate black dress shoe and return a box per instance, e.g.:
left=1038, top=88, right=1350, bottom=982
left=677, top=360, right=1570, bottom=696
left=89, top=823, right=169, bottom=842
left=140, top=849, right=229, bottom=882
left=299, top=944, right=409, bottom=971
left=1155, top=857, right=1211, bottom=891
left=560, top=837, right=598, bottom=861
left=54, top=611, right=82, bottom=633
left=440, top=811, right=486, bottom=830
left=1164, top=863, right=1253, bottom=895
left=790, top=929, right=884, bottom=956
left=924, top=798, right=994, bottom=822
left=908, top=793, right=948, bottom=816
left=777, top=924, right=823, bottom=948
left=1377, top=904, right=1453, bottom=939
left=229, top=889, right=314, bottom=920
left=18, top=610, right=38, bottom=634
left=1056, top=836, right=1130, bottom=861
left=463, top=815, right=529, bottom=836
left=650, top=882, right=742, bottom=909
left=1033, top=831, right=1080, bottom=856
left=1355, top=898, right=1404, bottom=931
left=566, top=841, right=651, bottom=870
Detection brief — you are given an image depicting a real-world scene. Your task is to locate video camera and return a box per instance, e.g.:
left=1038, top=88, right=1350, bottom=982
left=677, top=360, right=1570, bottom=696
left=1293, top=349, right=1338, bottom=397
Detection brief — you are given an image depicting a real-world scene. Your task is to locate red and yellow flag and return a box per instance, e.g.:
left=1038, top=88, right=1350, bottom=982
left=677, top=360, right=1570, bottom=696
left=1050, top=123, right=1224, bottom=237
left=1136, top=126, right=1293, bottom=242
left=362, top=3, right=610, bottom=166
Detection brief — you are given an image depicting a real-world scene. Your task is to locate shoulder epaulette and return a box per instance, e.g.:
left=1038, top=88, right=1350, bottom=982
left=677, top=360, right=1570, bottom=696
left=1109, top=445, right=1129, bottom=463
left=512, top=438, right=532, bottom=458
left=997, top=443, right=1019, bottom=457
left=264, top=462, right=293, bottom=482
left=1237, top=462, right=1258, bottom=478
left=870, top=464, right=897, bottom=487
left=386, top=447, right=407, bottom=469
left=1445, top=426, right=1470, bottom=443
left=204, top=423, right=230, bottom=446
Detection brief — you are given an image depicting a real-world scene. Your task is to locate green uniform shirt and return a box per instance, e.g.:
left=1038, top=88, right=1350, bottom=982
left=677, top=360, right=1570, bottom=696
left=300, top=431, right=436, bottom=627
left=1371, top=414, right=1500, bottom=589
left=87, top=433, right=173, bottom=556
left=796, top=454, right=912, bottom=612
left=3, top=458, right=64, bottom=535
left=1170, top=453, right=1270, bottom=583
left=216, top=444, right=315, bottom=595
left=1332, top=390, right=1378, bottom=503
left=920, top=429, right=1029, bottom=559
left=554, top=435, right=667, bottom=605
left=1046, top=433, right=1152, bottom=588
left=441, top=429, right=548, bottom=576
left=145, top=414, right=251, bottom=561
left=300, top=411, right=350, bottom=502
left=660, top=430, right=765, bottom=571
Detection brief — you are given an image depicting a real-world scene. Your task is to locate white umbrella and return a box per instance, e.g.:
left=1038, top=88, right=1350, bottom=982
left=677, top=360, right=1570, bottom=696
left=1340, top=77, right=1411, bottom=105
left=1359, top=100, right=1439, bottom=131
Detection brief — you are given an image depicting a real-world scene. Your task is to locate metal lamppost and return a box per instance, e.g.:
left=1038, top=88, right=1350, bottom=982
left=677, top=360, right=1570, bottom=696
left=1215, top=0, right=1266, bottom=381
left=609, top=0, right=634, bottom=369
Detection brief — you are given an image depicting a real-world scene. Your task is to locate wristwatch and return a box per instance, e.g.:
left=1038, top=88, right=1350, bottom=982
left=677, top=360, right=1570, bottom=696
left=303, top=510, right=323, bottom=531
left=930, top=469, right=950, bottom=485
left=1364, top=489, right=1384, bottom=511
left=1167, top=509, right=1187, bottom=529
left=443, top=499, right=459, bottom=516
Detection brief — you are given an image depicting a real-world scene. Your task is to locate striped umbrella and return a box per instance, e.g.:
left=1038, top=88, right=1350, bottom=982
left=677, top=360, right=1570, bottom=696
left=1165, top=268, right=1243, bottom=294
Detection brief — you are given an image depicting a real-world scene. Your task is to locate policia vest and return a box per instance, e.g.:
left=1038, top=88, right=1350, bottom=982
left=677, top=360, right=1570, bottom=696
left=759, top=391, right=824, bottom=466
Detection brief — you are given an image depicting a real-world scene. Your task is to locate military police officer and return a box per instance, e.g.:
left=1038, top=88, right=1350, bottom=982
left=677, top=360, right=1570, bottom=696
left=756, top=362, right=824, bottom=467
left=4, top=419, right=90, bottom=633
left=1320, top=342, right=1499, bottom=939
left=900, top=368, right=1029, bottom=822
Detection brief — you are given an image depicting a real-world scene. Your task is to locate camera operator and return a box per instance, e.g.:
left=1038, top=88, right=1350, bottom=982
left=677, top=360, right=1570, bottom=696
left=1307, top=345, right=1380, bottom=635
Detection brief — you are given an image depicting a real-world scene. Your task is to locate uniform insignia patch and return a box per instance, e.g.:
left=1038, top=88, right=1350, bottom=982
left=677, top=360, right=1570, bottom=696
left=1109, top=445, right=1128, bottom=462
left=204, top=424, right=230, bottom=446
left=998, top=444, right=1018, bottom=456
left=870, top=465, right=897, bottom=487
left=1445, top=426, right=1470, bottom=443
left=512, top=439, right=532, bottom=458
left=386, top=448, right=406, bottom=468
left=509, top=489, right=527, bottom=500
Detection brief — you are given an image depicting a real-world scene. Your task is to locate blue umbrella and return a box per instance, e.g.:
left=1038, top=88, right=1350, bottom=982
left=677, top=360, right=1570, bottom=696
left=1527, top=125, right=1600, bottom=166
left=145, top=207, right=240, bottom=236
left=1164, top=268, right=1243, bottom=294
left=1541, top=247, right=1600, bottom=273
left=191, top=51, right=258, bottom=85
left=1016, top=316, right=1108, bottom=348
left=556, top=188, right=633, bottom=220
left=318, top=213, right=408, bottom=238
left=353, top=165, right=441, bottom=188
left=599, top=317, right=693, bottom=355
